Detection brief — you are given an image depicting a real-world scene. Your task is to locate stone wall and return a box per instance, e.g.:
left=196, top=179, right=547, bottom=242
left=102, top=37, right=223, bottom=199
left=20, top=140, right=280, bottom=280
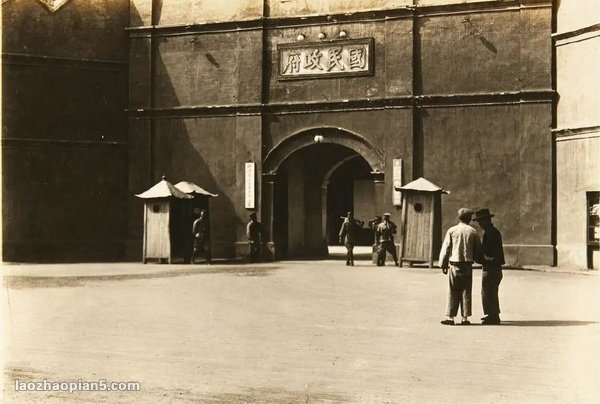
left=2, top=0, right=130, bottom=261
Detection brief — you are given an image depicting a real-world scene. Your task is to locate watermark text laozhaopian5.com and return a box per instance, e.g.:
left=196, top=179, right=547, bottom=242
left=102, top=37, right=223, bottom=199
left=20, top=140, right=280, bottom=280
left=15, top=379, right=141, bottom=393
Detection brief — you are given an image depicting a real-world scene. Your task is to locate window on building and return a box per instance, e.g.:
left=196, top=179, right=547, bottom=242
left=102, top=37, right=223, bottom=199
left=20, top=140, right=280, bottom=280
left=587, top=191, right=600, bottom=269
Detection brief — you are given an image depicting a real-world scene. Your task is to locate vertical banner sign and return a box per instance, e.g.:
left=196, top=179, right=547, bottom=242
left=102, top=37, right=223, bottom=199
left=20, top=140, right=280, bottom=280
left=245, top=162, right=256, bottom=209
left=392, top=159, right=403, bottom=206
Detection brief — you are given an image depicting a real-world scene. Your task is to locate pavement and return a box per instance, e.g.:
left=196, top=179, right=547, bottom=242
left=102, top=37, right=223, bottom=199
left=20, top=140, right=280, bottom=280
left=2, top=260, right=600, bottom=403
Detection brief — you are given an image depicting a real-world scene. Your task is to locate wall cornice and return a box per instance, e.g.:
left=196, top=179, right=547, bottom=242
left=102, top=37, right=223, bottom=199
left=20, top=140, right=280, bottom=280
left=553, top=125, right=600, bottom=141
left=2, top=52, right=127, bottom=71
left=127, top=90, right=555, bottom=118
left=126, top=0, right=552, bottom=38
left=553, top=23, right=600, bottom=46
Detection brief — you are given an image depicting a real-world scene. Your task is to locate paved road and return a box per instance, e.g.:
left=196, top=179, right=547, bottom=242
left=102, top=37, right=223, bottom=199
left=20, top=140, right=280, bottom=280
left=2, top=261, right=599, bottom=403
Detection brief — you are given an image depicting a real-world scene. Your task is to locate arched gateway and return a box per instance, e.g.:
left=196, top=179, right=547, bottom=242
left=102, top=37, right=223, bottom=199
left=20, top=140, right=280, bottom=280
left=261, top=127, right=386, bottom=260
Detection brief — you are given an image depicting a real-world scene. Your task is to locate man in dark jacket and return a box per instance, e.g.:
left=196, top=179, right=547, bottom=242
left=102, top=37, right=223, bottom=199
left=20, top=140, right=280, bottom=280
left=191, top=209, right=211, bottom=264
left=473, top=208, right=505, bottom=325
left=246, top=213, right=263, bottom=263
left=338, top=211, right=364, bottom=266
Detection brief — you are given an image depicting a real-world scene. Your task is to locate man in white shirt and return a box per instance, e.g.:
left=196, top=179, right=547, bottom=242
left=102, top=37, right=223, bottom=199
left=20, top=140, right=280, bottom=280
left=439, top=208, right=481, bottom=325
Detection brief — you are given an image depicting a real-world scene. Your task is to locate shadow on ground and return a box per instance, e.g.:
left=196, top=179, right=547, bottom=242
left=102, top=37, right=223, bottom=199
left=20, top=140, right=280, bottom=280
left=3, top=266, right=280, bottom=289
left=499, top=320, right=598, bottom=327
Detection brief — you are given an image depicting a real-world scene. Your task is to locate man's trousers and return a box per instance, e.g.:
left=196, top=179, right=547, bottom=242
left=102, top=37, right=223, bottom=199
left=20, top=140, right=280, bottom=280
left=376, top=241, right=398, bottom=266
left=446, top=262, right=473, bottom=317
left=482, top=266, right=503, bottom=316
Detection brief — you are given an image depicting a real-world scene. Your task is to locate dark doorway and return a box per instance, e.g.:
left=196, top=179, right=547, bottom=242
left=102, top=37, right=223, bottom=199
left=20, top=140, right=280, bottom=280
left=275, top=143, right=374, bottom=258
left=327, top=156, right=374, bottom=246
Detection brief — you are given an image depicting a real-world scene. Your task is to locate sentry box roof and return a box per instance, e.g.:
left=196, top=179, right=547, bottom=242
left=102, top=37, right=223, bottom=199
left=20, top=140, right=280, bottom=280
left=135, top=177, right=193, bottom=200
left=395, top=177, right=449, bottom=194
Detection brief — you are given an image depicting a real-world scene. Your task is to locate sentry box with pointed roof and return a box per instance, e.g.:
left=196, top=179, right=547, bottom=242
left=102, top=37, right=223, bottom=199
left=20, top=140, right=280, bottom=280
left=395, top=177, right=449, bottom=268
left=136, top=178, right=217, bottom=264
left=136, top=177, right=192, bottom=264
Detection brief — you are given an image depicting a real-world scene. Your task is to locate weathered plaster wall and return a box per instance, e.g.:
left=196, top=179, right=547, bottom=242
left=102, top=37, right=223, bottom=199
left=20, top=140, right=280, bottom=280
left=154, top=31, right=262, bottom=108
left=423, top=103, right=553, bottom=266
left=127, top=0, right=554, bottom=262
left=129, top=0, right=262, bottom=26
left=555, top=0, right=600, bottom=268
left=267, top=19, right=413, bottom=103
left=127, top=115, right=263, bottom=260
left=556, top=39, right=600, bottom=130
left=556, top=137, right=600, bottom=268
left=147, top=116, right=262, bottom=258
left=556, top=0, right=600, bottom=33
left=126, top=25, right=264, bottom=258
left=3, top=0, right=129, bottom=60
left=419, top=7, right=551, bottom=95
left=2, top=0, right=130, bottom=262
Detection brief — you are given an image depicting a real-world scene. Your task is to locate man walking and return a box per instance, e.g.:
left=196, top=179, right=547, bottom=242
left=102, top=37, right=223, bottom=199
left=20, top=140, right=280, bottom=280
left=439, top=208, right=481, bottom=325
left=246, top=212, right=263, bottom=263
left=473, top=208, right=505, bottom=325
left=338, top=211, right=364, bottom=266
left=376, top=213, right=399, bottom=266
left=191, top=209, right=211, bottom=264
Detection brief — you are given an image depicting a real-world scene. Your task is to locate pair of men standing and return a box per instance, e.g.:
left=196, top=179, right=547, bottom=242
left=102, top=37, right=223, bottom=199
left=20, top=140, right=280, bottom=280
left=439, top=208, right=504, bottom=325
left=193, top=211, right=264, bottom=263
left=338, top=212, right=399, bottom=266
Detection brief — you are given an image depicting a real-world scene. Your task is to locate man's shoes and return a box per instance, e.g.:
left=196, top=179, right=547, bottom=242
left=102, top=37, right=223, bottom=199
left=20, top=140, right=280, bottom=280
left=440, top=319, right=455, bottom=325
left=482, top=318, right=501, bottom=325
left=460, top=320, right=471, bottom=325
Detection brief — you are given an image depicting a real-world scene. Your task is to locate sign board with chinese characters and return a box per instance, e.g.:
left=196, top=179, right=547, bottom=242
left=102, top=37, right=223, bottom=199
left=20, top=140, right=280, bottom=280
left=277, top=38, right=374, bottom=80
left=245, top=162, right=256, bottom=209
left=392, top=159, right=403, bottom=206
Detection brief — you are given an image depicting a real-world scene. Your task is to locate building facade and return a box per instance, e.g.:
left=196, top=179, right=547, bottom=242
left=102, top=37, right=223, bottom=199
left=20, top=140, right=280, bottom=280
left=2, top=0, right=130, bottom=261
left=127, top=0, right=555, bottom=265
left=554, top=0, right=600, bottom=269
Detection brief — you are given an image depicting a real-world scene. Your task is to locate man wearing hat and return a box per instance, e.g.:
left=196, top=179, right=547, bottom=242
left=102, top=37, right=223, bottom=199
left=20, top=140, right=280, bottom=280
left=375, top=213, right=399, bottom=266
left=473, top=208, right=505, bottom=325
left=439, top=208, right=481, bottom=325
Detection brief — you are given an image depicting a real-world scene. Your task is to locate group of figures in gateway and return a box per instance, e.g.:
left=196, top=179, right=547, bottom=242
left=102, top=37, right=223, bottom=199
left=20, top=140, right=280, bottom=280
left=338, top=211, right=400, bottom=267
left=339, top=207, right=505, bottom=326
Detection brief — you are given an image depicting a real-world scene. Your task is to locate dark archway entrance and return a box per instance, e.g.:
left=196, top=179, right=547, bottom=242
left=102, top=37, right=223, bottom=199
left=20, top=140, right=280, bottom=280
left=272, top=143, right=377, bottom=259
left=262, top=127, right=385, bottom=260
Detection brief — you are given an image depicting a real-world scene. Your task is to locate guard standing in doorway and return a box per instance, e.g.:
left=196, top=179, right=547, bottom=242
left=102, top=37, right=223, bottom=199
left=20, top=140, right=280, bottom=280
left=338, top=211, right=364, bottom=266
left=246, top=213, right=263, bottom=263
left=191, top=209, right=211, bottom=264
left=375, top=213, right=399, bottom=266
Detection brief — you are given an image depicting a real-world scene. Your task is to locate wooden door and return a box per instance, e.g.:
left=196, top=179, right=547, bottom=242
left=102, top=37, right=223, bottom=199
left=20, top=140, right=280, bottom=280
left=145, top=201, right=170, bottom=259
left=403, top=193, right=433, bottom=261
